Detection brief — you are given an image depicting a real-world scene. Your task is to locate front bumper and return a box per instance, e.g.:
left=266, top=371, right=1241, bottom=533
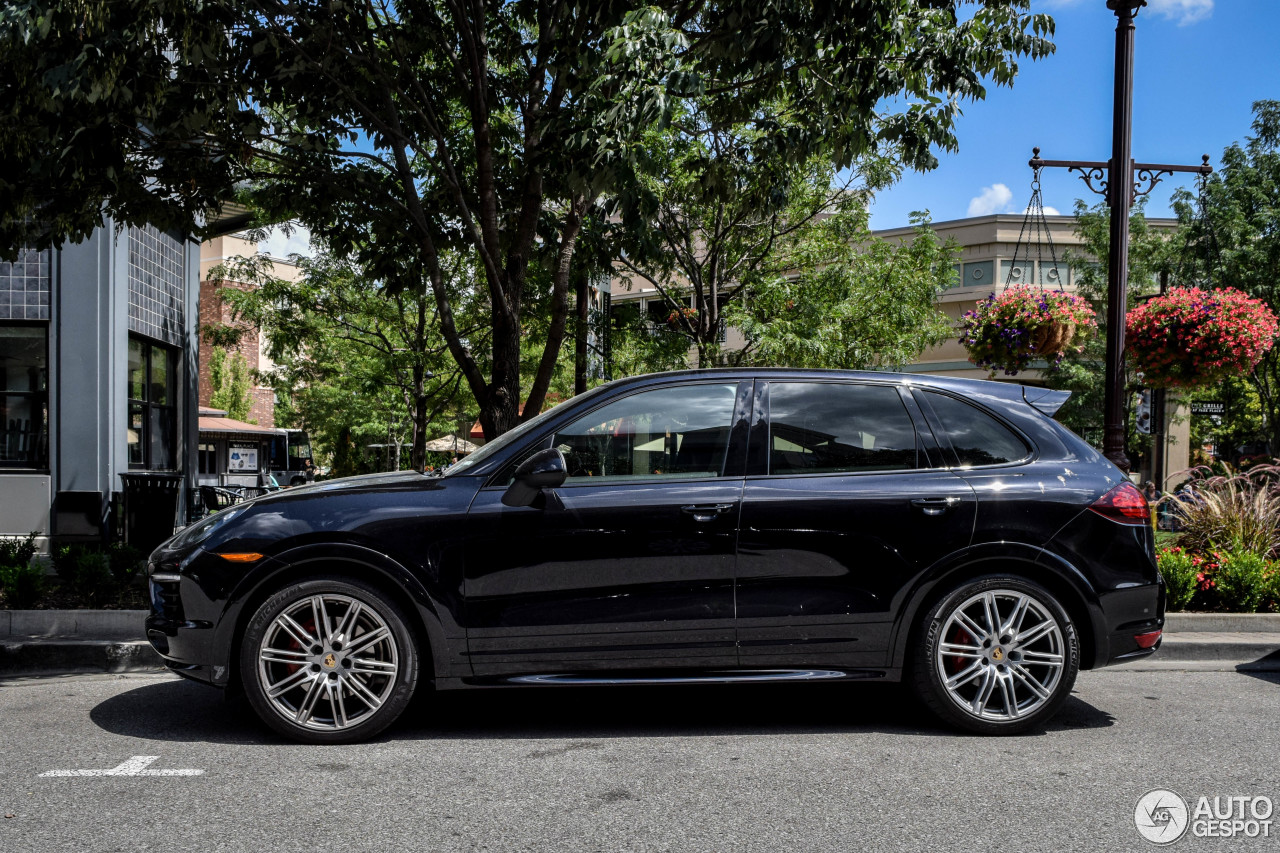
left=145, top=572, right=225, bottom=687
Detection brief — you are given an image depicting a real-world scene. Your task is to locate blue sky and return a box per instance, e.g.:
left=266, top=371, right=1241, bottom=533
left=868, top=0, right=1280, bottom=229
left=262, top=0, right=1280, bottom=256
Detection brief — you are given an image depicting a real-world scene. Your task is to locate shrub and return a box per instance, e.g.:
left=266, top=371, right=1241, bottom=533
left=1214, top=549, right=1278, bottom=613
left=52, top=544, right=115, bottom=607
left=1156, top=547, right=1198, bottom=611
left=0, top=532, right=44, bottom=608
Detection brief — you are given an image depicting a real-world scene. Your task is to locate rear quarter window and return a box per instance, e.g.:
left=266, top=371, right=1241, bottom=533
left=920, top=391, right=1030, bottom=467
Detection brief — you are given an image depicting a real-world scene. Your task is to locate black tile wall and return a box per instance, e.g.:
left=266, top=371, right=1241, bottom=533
left=0, top=247, right=51, bottom=321
left=128, top=225, right=185, bottom=346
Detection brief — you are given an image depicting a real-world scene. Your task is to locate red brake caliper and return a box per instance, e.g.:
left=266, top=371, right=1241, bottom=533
left=949, top=626, right=973, bottom=674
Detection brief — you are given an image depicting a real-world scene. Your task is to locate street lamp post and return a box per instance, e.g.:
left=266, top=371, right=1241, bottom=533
left=1030, top=0, right=1210, bottom=471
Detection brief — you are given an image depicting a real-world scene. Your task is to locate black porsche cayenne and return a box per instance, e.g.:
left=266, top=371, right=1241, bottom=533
left=146, top=369, right=1164, bottom=743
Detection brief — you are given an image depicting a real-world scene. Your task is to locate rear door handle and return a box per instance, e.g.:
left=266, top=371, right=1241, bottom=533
left=911, top=497, right=961, bottom=516
left=681, top=503, right=735, bottom=523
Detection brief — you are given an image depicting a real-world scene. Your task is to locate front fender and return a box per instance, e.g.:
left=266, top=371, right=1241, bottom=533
left=211, top=542, right=465, bottom=688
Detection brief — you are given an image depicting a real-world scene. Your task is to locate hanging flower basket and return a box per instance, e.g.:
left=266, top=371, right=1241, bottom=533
left=1126, top=286, right=1279, bottom=388
left=960, top=285, right=1097, bottom=375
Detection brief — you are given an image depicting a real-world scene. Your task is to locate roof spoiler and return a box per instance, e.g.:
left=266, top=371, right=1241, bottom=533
left=1023, top=386, right=1070, bottom=417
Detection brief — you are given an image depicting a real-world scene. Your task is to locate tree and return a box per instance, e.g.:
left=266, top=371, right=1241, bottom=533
left=216, top=250, right=473, bottom=472
left=726, top=211, right=956, bottom=368
left=207, top=346, right=254, bottom=423
left=2, top=1, right=1054, bottom=438
left=1172, top=101, right=1280, bottom=453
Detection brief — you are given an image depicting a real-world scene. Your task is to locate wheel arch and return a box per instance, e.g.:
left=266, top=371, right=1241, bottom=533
left=888, top=543, right=1105, bottom=674
left=217, top=543, right=449, bottom=693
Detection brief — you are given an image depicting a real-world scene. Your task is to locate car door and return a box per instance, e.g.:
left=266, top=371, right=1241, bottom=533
left=735, top=380, right=976, bottom=668
left=463, top=380, right=752, bottom=676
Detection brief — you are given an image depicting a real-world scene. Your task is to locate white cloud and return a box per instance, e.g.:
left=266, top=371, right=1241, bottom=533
left=1147, top=0, right=1213, bottom=26
left=258, top=222, right=314, bottom=259
left=1026, top=204, right=1062, bottom=217
left=968, top=183, right=1014, bottom=216
left=1039, top=0, right=1212, bottom=26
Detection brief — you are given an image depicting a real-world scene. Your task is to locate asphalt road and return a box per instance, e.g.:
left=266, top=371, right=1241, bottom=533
left=0, top=667, right=1277, bottom=853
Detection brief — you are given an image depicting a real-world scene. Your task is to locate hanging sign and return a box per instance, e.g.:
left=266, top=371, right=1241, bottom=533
left=1190, top=402, right=1225, bottom=416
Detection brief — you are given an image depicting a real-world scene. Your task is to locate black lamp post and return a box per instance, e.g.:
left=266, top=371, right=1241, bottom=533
left=1030, top=0, right=1210, bottom=471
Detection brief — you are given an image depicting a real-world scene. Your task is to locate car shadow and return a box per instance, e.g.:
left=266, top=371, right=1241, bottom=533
left=89, top=678, right=1114, bottom=745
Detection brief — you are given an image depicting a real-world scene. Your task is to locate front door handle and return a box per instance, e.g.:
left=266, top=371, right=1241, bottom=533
left=911, top=497, right=961, bottom=516
left=681, top=503, right=735, bottom=523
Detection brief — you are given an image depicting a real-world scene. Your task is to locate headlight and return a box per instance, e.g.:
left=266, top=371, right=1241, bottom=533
left=168, top=504, right=250, bottom=551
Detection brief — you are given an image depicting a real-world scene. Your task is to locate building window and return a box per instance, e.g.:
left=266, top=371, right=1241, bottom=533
left=0, top=324, right=48, bottom=469
left=197, top=442, right=217, bottom=475
left=128, top=336, right=178, bottom=470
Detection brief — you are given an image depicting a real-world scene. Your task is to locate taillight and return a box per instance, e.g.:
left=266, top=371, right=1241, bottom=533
left=1088, top=482, right=1150, bottom=526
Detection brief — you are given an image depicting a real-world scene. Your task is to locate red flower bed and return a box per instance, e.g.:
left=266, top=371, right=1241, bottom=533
left=1126, top=286, right=1279, bottom=388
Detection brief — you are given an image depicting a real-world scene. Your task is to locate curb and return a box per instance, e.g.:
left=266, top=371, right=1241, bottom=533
left=0, top=640, right=163, bottom=676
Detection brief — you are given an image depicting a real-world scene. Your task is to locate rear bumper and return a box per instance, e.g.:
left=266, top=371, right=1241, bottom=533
left=1089, top=579, right=1166, bottom=668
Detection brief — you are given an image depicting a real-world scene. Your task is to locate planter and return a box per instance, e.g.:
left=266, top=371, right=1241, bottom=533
left=1127, top=286, right=1279, bottom=388
left=960, top=286, right=1097, bottom=376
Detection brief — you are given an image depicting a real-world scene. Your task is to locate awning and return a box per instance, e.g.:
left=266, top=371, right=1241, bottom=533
left=198, top=415, right=286, bottom=440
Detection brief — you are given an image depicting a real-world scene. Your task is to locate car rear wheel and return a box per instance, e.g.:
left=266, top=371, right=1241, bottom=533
left=911, top=576, right=1079, bottom=735
left=240, top=578, right=419, bottom=744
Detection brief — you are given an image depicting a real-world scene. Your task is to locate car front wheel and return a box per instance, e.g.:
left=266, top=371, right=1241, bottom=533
left=912, top=576, right=1079, bottom=735
left=240, top=578, right=419, bottom=743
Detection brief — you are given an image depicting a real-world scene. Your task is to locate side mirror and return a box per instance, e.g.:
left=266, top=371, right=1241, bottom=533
left=501, top=448, right=567, bottom=508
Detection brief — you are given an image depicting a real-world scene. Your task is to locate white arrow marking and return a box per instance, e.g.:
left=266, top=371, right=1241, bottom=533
left=40, top=756, right=204, bottom=777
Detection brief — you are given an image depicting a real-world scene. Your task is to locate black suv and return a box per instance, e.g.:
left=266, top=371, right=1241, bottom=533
left=146, top=369, right=1164, bottom=742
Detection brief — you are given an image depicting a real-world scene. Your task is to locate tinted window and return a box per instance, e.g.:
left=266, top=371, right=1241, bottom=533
left=922, top=391, right=1028, bottom=467
left=768, top=383, right=916, bottom=474
left=551, top=384, right=738, bottom=481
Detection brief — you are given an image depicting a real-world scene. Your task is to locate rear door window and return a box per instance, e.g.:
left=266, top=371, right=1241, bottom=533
left=767, top=383, right=917, bottom=474
left=920, top=391, right=1029, bottom=467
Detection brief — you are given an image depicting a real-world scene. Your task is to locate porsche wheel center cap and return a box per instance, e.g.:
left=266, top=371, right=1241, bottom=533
left=323, top=653, right=337, bottom=668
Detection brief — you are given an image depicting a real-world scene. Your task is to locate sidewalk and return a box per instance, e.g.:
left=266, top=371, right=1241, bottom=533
left=2, top=610, right=1279, bottom=678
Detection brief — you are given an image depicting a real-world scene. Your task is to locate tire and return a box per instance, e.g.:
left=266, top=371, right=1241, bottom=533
left=910, top=575, right=1079, bottom=735
left=240, top=577, right=419, bottom=744
left=289, top=476, right=306, bottom=487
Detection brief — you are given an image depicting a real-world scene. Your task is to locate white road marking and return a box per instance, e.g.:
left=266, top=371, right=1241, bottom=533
left=40, top=756, right=204, bottom=777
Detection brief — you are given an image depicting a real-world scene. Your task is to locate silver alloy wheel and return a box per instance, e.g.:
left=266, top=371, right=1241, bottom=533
left=256, top=593, right=400, bottom=731
left=934, top=589, right=1065, bottom=722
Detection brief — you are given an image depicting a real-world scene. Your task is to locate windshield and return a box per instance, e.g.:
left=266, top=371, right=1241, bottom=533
left=444, top=383, right=619, bottom=477
left=443, top=405, right=560, bottom=477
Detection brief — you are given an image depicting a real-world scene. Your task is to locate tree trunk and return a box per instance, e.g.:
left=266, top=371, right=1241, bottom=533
left=411, top=366, right=428, bottom=472
left=574, top=263, right=589, bottom=395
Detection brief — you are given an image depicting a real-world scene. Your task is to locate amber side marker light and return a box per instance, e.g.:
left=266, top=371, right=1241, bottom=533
left=217, top=553, right=264, bottom=563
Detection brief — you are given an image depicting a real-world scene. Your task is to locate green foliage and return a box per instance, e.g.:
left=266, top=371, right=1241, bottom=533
left=1155, top=547, right=1198, bottom=612
left=1170, top=101, right=1280, bottom=456
left=208, top=346, right=253, bottom=422
left=728, top=212, right=956, bottom=369
left=51, top=542, right=142, bottom=608
left=215, top=250, right=471, bottom=471
left=2, top=0, right=1056, bottom=437
left=0, top=532, right=44, bottom=608
left=1214, top=549, right=1277, bottom=613
left=330, top=427, right=359, bottom=480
